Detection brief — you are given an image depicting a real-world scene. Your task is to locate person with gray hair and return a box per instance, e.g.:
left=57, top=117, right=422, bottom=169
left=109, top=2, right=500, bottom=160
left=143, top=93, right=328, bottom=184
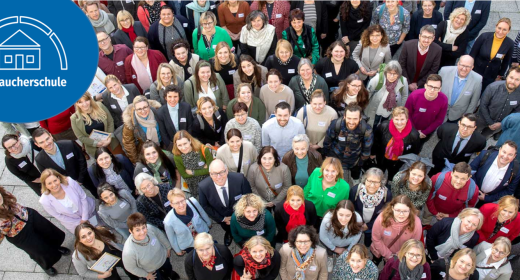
left=282, top=134, right=323, bottom=187
left=349, top=167, right=393, bottom=248
left=134, top=172, right=173, bottom=231
left=399, top=24, right=442, bottom=92
left=365, top=60, right=409, bottom=127
left=289, top=58, right=330, bottom=113
left=239, top=10, right=277, bottom=65
left=184, top=232, right=234, bottom=280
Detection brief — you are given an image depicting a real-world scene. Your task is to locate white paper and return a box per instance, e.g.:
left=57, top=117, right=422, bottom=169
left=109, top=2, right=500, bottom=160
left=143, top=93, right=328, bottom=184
left=274, top=183, right=282, bottom=189
left=89, top=252, right=121, bottom=273
left=288, top=69, right=295, bottom=74
left=419, top=108, right=427, bottom=112
left=183, top=23, right=188, bottom=27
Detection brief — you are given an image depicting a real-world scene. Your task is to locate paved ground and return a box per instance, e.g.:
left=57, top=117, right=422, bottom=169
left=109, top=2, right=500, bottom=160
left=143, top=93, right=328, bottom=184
left=0, top=2, right=516, bottom=279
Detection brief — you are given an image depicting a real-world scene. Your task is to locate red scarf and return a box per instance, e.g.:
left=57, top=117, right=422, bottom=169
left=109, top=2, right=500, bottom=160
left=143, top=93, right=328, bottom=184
left=284, top=201, right=306, bottom=238
left=122, top=25, right=137, bottom=43
left=385, top=119, right=412, bottom=161
left=240, top=248, right=272, bottom=279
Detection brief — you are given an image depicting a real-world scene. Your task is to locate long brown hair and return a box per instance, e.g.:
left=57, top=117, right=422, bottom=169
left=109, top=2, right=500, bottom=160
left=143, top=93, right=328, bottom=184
left=73, top=223, right=117, bottom=261
left=381, top=195, right=418, bottom=232
left=194, top=60, right=218, bottom=93
left=238, top=54, right=263, bottom=87
left=172, top=130, right=203, bottom=156
left=0, top=187, right=18, bottom=220
left=400, top=161, right=430, bottom=192
left=327, top=200, right=362, bottom=238
left=331, top=74, right=369, bottom=109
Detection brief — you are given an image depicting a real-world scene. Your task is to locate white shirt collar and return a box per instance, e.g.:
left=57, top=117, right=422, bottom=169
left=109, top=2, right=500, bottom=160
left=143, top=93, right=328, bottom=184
left=214, top=179, right=229, bottom=189
left=493, top=157, right=510, bottom=171
left=418, top=42, right=430, bottom=55
left=111, top=86, right=130, bottom=100
left=483, top=248, right=507, bottom=269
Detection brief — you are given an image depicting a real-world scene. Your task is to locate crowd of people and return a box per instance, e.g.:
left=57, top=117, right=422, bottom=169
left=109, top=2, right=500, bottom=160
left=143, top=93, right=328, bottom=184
left=1, top=0, right=520, bottom=280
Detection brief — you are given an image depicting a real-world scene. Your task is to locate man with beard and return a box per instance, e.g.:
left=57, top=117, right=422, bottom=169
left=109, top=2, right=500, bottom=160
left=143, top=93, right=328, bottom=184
left=261, top=102, right=305, bottom=158
left=476, top=66, right=520, bottom=139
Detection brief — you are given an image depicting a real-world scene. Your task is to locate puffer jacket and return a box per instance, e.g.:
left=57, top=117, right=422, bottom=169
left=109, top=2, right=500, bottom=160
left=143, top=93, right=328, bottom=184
left=282, top=147, right=323, bottom=185
left=122, top=99, right=164, bottom=163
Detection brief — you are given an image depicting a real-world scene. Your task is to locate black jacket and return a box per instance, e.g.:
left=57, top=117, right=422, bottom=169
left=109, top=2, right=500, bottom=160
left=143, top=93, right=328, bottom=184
left=291, top=1, right=328, bottom=36
left=198, top=172, right=252, bottom=222
left=136, top=183, right=172, bottom=230
left=239, top=31, right=277, bottom=65
left=108, top=0, right=137, bottom=19
left=5, top=141, right=41, bottom=195
left=349, top=183, right=393, bottom=231
left=283, top=24, right=314, bottom=58
left=339, top=2, right=372, bottom=42
left=35, top=140, right=89, bottom=185
left=88, top=154, right=136, bottom=193
left=408, top=9, right=443, bottom=40
left=434, top=20, right=468, bottom=68
left=431, top=258, right=480, bottom=280
left=426, top=217, right=479, bottom=261
left=192, top=109, right=228, bottom=146
left=148, top=15, right=190, bottom=60
left=102, top=83, right=141, bottom=128
left=431, top=122, right=486, bottom=175
left=444, top=0, right=491, bottom=41
left=234, top=250, right=281, bottom=280
left=185, top=244, right=234, bottom=280
left=155, top=102, right=194, bottom=151
left=470, top=32, right=515, bottom=80
left=274, top=200, right=317, bottom=242
left=371, top=120, right=421, bottom=165
left=112, top=21, right=148, bottom=50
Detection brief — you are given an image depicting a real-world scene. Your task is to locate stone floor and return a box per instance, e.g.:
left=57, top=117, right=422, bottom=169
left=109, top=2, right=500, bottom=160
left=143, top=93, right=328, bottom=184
left=0, top=1, right=515, bottom=279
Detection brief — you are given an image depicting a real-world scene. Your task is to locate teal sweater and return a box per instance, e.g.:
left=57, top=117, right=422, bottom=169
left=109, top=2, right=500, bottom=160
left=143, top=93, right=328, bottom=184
left=230, top=210, right=276, bottom=246
left=192, top=26, right=233, bottom=61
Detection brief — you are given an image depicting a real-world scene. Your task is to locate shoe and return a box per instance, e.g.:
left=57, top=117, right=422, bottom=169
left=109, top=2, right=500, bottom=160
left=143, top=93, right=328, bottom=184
left=58, top=246, right=71, bottom=256
left=224, top=232, right=232, bottom=246
left=493, top=132, right=502, bottom=141
left=44, top=267, right=57, bottom=276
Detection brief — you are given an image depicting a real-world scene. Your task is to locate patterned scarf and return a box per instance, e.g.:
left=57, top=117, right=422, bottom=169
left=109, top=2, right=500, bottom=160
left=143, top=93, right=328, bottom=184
left=240, top=248, right=272, bottom=279
left=284, top=201, right=306, bottom=238
left=144, top=2, right=162, bottom=24
left=134, top=107, right=159, bottom=143
left=237, top=212, right=265, bottom=231
left=277, top=55, right=292, bottom=66
left=299, top=75, right=316, bottom=104
left=292, top=248, right=316, bottom=280
left=201, top=255, right=217, bottom=269
left=385, top=119, right=412, bottom=161
left=383, top=79, right=398, bottom=111
left=359, top=184, right=385, bottom=208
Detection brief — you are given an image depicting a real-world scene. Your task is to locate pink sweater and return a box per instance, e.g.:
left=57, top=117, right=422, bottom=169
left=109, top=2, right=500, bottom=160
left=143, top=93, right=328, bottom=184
left=370, top=213, right=422, bottom=259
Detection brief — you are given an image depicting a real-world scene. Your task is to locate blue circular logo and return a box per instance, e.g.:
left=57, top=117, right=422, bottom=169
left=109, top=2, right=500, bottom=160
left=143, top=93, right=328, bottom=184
left=0, top=1, right=98, bottom=122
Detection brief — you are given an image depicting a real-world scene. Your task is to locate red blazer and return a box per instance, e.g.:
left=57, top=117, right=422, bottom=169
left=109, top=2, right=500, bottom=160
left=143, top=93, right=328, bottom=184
left=477, top=203, right=520, bottom=244
left=40, top=106, right=75, bottom=134
left=124, top=49, right=167, bottom=93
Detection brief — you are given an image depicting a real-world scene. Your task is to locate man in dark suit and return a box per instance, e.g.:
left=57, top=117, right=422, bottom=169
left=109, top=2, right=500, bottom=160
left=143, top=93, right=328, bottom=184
left=155, top=84, right=193, bottom=151
left=430, top=113, right=486, bottom=176
left=399, top=25, right=442, bottom=92
left=198, top=159, right=252, bottom=246
left=470, top=140, right=520, bottom=206
left=32, top=128, right=98, bottom=198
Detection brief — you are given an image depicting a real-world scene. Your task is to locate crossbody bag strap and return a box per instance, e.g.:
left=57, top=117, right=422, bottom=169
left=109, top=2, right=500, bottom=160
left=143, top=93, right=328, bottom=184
left=259, top=166, right=278, bottom=196
left=387, top=225, right=407, bottom=249
left=236, top=145, right=243, bottom=174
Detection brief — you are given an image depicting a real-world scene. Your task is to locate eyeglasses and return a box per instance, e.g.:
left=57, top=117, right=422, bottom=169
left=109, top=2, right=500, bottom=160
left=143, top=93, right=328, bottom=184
left=407, top=252, right=422, bottom=260
left=459, top=123, right=476, bottom=130
left=202, top=21, right=214, bottom=26
left=98, top=37, right=110, bottom=44
left=393, top=208, right=410, bottom=215
left=387, top=72, right=399, bottom=77
left=492, top=248, right=507, bottom=257
left=366, top=180, right=381, bottom=186
left=135, top=105, right=150, bottom=112
left=171, top=199, right=186, bottom=207
left=210, top=170, right=227, bottom=177
left=234, top=112, right=247, bottom=118
left=295, top=240, right=312, bottom=245
left=5, top=140, right=19, bottom=150
left=426, top=84, right=441, bottom=91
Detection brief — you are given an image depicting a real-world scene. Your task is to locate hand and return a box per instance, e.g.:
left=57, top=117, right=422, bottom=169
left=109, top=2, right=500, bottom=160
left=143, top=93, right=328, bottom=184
left=241, top=271, right=253, bottom=280
left=310, top=144, right=320, bottom=150
left=32, top=178, right=41, bottom=183
left=435, top=213, right=444, bottom=220
left=489, top=123, right=501, bottom=130
left=80, top=220, right=88, bottom=224
left=409, top=83, right=418, bottom=92
left=215, top=142, right=220, bottom=148
left=419, top=131, right=427, bottom=139
left=478, top=191, right=486, bottom=201
left=397, top=39, right=404, bottom=45
left=368, top=70, right=377, bottom=77
left=321, top=33, right=327, bottom=39
left=342, top=36, right=349, bottom=44
left=512, top=62, right=519, bottom=68
left=167, top=249, right=171, bottom=258
left=146, top=272, right=157, bottom=280
left=266, top=202, right=274, bottom=208
left=176, top=250, right=185, bottom=256
left=361, top=223, right=369, bottom=231
left=334, top=247, right=346, bottom=255
left=333, top=18, right=339, bottom=23
left=370, top=155, right=376, bottom=159
left=99, top=269, right=113, bottom=278
left=452, top=46, right=458, bottom=51
left=222, top=106, right=227, bottom=112
left=360, top=67, right=368, bottom=75
left=186, top=170, right=194, bottom=175
left=224, top=216, right=231, bottom=225
left=203, top=165, right=208, bottom=169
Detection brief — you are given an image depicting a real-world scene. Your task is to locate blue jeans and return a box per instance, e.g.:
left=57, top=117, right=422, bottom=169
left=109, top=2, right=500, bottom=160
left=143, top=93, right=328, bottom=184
left=466, top=39, right=476, bottom=54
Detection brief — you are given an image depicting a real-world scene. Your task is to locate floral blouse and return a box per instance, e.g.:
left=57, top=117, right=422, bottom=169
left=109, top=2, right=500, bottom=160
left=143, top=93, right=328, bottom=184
left=370, top=5, right=411, bottom=45
left=331, top=252, right=379, bottom=280
left=390, top=171, right=432, bottom=209
left=0, top=203, right=28, bottom=243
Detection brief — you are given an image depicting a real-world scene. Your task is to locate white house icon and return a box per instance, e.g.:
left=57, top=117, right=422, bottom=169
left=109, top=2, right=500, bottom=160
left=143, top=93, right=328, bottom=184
left=0, top=29, right=41, bottom=70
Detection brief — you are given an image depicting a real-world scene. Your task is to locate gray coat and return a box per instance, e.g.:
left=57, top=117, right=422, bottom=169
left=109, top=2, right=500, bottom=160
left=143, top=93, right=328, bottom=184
left=351, top=43, right=392, bottom=80
left=365, top=74, right=409, bottom=127
left=439, top=66, right=482, bottom=122
left=72, top=241, right=123, bottom=279
left=474, top=241, right=513, bottom=280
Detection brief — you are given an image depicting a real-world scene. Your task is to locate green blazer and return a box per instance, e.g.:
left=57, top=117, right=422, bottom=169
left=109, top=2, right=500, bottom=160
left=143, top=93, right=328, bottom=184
left=70, top=102, right=119, bottom=156
left=230, top=210, right=276, bottom=246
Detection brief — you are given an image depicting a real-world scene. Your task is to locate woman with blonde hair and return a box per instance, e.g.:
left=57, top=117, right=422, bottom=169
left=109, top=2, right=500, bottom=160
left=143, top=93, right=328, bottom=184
left=331, top=244, right=378, bottom=280
left=149, top=63, right=183, bottom=105
left=474, top=237, right=513, bottom=280
left=380, top=239, right=431, bottom=280
left=210, top=42, right=239, bottom=99
left=192, top=97, right=229, bottom=147
left=70, top=92, right=120, bottom=157
left=427, top=208, right=483, bottom=262
left=102, top=74, right=141, bottom=128
left=233, top=235, right=281, bottom=280
left=477, top=195, right=520, bottom=244
left=39, top=169, right=97, bottom=233
left=113, top=10, right=148, bottom=50
left=430, top=248, right=478, bottom=280
left=184, top=232, right=234, bottom=280
left=264, top=39, right=300, bottom=85
left=172, top=130, right=213, bottom=197
left=434, top=7, right=471, bottom=67
left=230, top=193, right=276, bottom=247
left=352, top=24, right=391, bottom=82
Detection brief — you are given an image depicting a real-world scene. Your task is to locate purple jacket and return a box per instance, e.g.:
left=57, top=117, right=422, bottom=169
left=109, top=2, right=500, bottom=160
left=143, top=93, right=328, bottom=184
left=98, top=44, right=133, bottom=84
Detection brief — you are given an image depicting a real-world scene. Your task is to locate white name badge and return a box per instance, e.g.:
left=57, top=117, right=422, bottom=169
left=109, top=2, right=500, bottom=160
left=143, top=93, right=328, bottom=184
left=357, top=19, right=363, bottom=23
left=180, top=118, right=187, bottom=122
left=198, top=161, right=205, bottom=166
left=475, top=10, right=481, bottom=14
left=275, top=183, right=282, bottom=189
left=318, top=121, right=326, bottom=127
left=309, top=266, right=317, bottom=271
left=126, top=0, right=132, bottom=3
left=338, top=136, right=346, bottom=141
left=210, top=5, right=215, bottom=9
left=132, top=75, right=137, bottom=79
left=229, top=70, right=236, bottom=75
left=438, top=194, right=447, bottom=200
left=496, top=54, right=504, bottom=59
left=406, top=145, right=412, bottom=150
left=327, top=192, right=336, bottom=198
left=432, top=24, right=437, bottom=29
left=511, top=100, right=518, bottom=106
left=235, top=194, right=242, bottom=200
left=215, top=264, right=224, bottom=270
left=244, top=134, right=252, bottom=140
left=164, top=201, right=170, bottom=207
left=238, top=13, right=244, bottom=18
left=440, top=272, right=446, bottom=278
left=325, top=72, right=332, bottom=78
left=120, top=201, right=127, bottom=208
left=183, top=23, right=188, bottom=27
left=143, top=167, right=149, bottom=172
left=18, top=161, right=27, bottom=168
left=384, top=230, right=392, bottom=236
left=464, top=91, right=472, bottom=95
left=151, top=238, right=157, bottom=246
left=341, top=103, right=346, bottom=108
left=276, top=13, right=282, bottom=19
left=216, top=127, right=222, bottom=133
left=257, top=230, right=265, bottom=235
left=116, top=61, right=124, bottom=66
left=66, top=152, right=74, bottom=159
left=111, top=104, right=117, bottom=109
left=419, top=108, right=427, bottom=112
left=212, top=45, right=217, bottom=49
left=422, top=273, right=427, bottom=279
left=500, top=227, right=510, bottom=234
left=379, top=52, right=385, bottom=57
left=464, top=153, right=472, bottom=157
left=288, top=69, right=295, bottom=74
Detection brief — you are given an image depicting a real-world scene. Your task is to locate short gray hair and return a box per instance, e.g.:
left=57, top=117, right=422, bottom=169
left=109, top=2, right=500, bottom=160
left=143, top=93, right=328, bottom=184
left=420, top=25, right=436, bottom=36
left=384, top=60, right=402, bottom=77
left=361, top=167, right=387, bottom=186
left=193, top=232, right=214, bottom=249
left=246, top=10, right=267, bottom=30
left=134, top=173, right=158, bottom=195
left=292, top=134, right=310, bottom=148
left=297, top=58, right=314, bottom=73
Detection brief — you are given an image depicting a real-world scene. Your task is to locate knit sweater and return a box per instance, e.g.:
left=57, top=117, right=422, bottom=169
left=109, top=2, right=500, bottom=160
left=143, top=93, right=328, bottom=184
left=259, top=85, right=295, bottom=119
left=224, top=117, right=262, bottom=152
left=230, top=210, right=276, bottom=246
left=405, top=89, right=448, bottom=135
left=296, top=105, right=338, bottom=147
left=370, top=213, right=422, bottom=259
left=122, top=224, right=172, bottom=278
left=320, top=211, right=362, bottom=251
left=98, top=189, right=137, bottom=230
left=246, top=162, right=292, bottom=205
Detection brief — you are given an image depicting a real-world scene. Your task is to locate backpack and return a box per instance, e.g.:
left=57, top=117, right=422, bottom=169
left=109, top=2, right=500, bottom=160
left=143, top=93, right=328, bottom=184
left=370, top=63, right=405, bottom=99
left=378, top=4, right=404, bottom=23
left=334, top=117, right=368, bottom=136
left=196, top=110, right=221, bottom=131
left=478, top=146, right=519, bottom=185
left=431, top=171, right=477, bottom=207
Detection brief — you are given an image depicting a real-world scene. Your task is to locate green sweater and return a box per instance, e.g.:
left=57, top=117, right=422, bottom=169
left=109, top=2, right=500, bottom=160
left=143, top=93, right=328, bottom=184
left=304, top=168, right=350, bottom=217
left=282, top=27, right=320, bottom=64
left=173, top=146, right=214, bottom=178
left=192, top=26, right=233, bottom=61
left=230, top=210, right=276, bottom=246
left=226, top=96, right=267, bottom=125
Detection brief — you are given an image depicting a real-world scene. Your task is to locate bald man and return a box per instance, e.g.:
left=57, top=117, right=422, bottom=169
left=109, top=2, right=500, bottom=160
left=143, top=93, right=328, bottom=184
left=438, top=55, right=483, bottom=123
left=198, top=159, right=252, bottom=246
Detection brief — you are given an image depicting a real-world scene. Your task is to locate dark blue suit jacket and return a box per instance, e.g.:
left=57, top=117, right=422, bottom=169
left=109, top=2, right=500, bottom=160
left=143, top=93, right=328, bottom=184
left=470, top=150, right=520, bottom=202
left=443, top=0, right=491, bottom=41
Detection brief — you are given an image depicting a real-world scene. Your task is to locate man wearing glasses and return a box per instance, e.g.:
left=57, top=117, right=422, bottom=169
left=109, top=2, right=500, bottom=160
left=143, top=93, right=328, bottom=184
left=438, top=55, right=483, bottom=123
left=97, top=31, right=133, bottom=86
left=405, top=74, right=448, bottom=147
left=430, top=113, right=486, bottom=176
left=399, top=25, right=442, bottom=92
left=198, top=159, right=252, bottom=246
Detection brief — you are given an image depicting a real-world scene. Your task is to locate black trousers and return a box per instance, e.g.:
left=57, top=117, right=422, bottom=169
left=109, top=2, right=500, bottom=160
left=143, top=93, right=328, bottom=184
left=6, top=208, right=65, bottom=270
left=105, top=258, right=139, bottom=280
left=156, top=258, right=175, bottom=280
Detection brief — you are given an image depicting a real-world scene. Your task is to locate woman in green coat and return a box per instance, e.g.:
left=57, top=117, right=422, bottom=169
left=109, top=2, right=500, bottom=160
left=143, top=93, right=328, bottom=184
left=192, top=11, right=233, bottom=61
left=230, top=193, right=276, bottom=247
left=183, top=60, right=230, bottom=111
